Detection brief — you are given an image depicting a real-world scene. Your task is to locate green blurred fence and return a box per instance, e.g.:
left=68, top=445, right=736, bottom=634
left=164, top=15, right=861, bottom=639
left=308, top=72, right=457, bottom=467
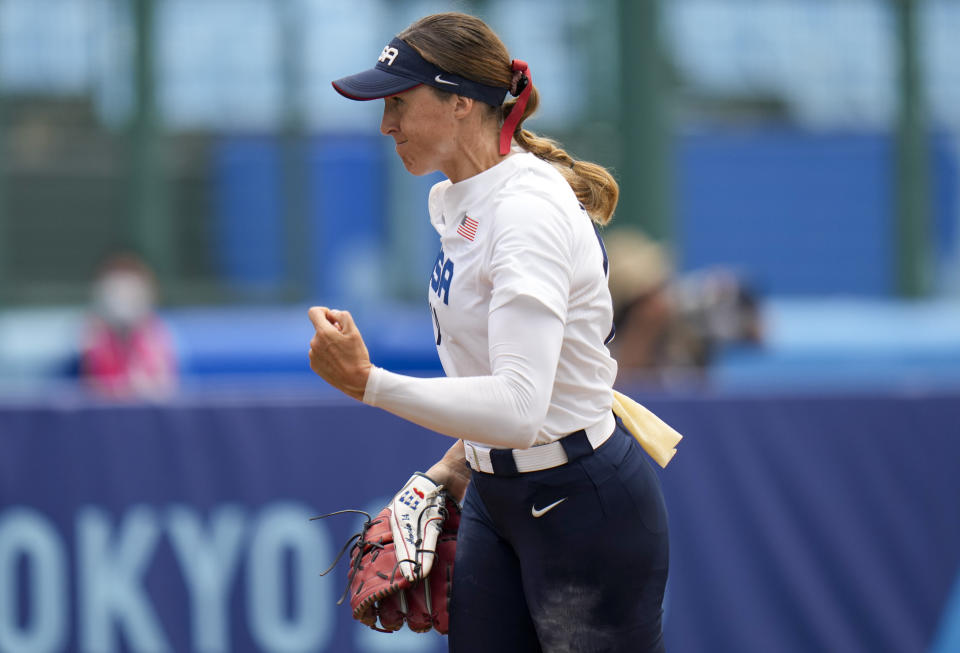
left=0, top=0, right=945, bottom=307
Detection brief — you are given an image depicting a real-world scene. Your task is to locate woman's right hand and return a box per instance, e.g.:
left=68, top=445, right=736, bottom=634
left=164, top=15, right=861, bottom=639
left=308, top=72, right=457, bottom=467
left=308, top=306, right=372, bottom=401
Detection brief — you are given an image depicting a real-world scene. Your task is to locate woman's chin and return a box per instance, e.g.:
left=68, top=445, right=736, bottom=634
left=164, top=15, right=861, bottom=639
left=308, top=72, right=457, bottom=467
left=400, top=158, right=430, bottom=176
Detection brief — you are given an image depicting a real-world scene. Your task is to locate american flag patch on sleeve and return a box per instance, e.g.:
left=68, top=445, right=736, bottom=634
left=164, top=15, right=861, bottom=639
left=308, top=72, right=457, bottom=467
left=457, top=215, right=478, bottom=241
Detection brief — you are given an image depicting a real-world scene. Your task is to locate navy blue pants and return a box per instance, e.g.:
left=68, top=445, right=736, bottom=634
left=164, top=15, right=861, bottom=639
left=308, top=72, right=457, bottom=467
left=448, top=422, right=669, bottom=653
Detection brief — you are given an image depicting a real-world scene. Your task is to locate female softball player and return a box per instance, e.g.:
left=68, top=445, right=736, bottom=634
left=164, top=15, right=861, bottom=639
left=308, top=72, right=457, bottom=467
left=308, top=12, right=669, bottom=652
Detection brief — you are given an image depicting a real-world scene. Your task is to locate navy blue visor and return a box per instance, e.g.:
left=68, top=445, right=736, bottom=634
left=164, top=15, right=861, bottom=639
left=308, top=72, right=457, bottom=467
left=332, top=38, right=509, bottom=107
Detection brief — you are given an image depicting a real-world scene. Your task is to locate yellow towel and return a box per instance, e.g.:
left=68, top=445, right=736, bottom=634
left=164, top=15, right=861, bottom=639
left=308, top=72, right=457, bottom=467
left=611, top=390, right=682, bottom=468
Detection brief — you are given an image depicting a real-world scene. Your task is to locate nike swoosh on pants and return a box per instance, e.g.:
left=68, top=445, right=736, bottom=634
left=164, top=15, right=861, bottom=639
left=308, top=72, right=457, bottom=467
left=531, top=497, right=567, bottom=518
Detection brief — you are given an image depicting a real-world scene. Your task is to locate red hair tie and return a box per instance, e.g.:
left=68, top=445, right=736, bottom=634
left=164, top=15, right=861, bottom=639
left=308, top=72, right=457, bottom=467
left=500, top=59, right=531, bottom=156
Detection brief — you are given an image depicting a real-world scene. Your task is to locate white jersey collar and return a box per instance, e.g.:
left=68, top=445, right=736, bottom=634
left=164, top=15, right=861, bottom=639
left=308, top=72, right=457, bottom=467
left=428, top=148, right=533, bottom=234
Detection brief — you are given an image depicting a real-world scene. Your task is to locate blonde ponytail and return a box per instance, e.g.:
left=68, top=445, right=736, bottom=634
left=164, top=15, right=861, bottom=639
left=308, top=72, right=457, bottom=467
left=514, top=127, right=619, bottom=226
left=505, top=95, right=619, bottom=226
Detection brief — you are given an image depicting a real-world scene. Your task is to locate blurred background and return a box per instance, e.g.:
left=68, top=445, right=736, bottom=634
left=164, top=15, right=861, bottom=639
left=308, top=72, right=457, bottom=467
left=0, top=1, right=958, bottom=652
left=0, top=0, right=957, bottom=395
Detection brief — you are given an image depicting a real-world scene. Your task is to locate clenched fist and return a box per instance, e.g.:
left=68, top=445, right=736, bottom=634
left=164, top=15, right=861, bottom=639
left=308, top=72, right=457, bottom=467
left=307, top=307, right=372, bottom=400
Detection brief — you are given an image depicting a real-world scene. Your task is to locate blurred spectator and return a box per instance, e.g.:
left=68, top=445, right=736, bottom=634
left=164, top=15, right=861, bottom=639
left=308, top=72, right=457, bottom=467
left=605, top=229, right=762, bottom=387
left=605, top=229, right=676, bottom=379
left=672, top=265, right=763, bottom=362
left=80, top=253, right=178, bottom=399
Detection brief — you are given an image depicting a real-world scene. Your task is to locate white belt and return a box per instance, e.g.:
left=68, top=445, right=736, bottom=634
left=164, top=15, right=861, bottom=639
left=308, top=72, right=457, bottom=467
left=464, top=412, right=616, bottom=474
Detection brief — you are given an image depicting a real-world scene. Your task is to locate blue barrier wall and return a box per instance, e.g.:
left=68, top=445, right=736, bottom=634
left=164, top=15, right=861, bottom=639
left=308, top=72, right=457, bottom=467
left=212, top=134, right=388, bottom=301
left=676, top=130, right=957, bottom=295
left=212, top=130, right=958, bottom=299
left=1, top=390, right=958, bottom=652
left=213, top=137, right=285, bottom=289
left=307, top=135, right=388, bottom=305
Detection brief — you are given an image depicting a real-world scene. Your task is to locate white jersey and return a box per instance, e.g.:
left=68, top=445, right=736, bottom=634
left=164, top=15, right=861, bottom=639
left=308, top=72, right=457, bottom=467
left=426, top=151, right=617, bottom=446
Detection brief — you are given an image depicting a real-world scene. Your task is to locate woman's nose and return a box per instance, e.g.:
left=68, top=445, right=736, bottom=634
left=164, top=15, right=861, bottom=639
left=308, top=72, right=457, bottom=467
left=380, top=106, right=397, bottom=136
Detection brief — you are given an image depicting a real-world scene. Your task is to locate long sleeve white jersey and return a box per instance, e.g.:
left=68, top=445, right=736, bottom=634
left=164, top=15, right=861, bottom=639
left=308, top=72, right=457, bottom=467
left=363, top=151, right=617, bottom=450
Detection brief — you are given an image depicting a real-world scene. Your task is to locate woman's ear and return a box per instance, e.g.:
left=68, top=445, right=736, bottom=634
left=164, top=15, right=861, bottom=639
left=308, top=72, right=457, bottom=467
left=452, top=94, right=476, bottom=119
